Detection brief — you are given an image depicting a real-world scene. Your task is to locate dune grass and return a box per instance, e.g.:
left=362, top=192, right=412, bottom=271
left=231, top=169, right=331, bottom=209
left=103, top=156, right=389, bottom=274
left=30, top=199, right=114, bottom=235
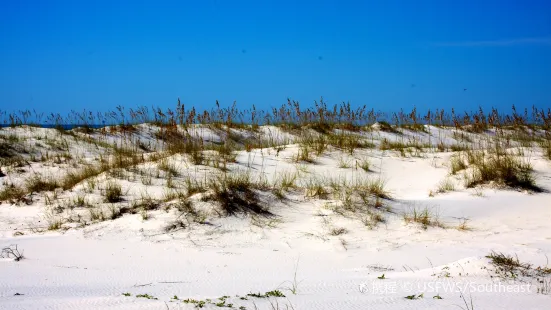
left=0, top=103, right=548, bottom=235
left=462, top=150, right=538, bottom=191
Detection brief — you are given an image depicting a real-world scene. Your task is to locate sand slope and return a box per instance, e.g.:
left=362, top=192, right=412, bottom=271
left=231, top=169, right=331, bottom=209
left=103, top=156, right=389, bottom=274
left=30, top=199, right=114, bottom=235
left=1, top=125, right=550, bottom=309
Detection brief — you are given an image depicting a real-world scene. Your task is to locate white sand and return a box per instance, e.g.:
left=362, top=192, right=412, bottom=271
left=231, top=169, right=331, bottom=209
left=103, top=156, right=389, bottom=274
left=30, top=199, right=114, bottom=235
left=1, top=125, right=550, bottom=309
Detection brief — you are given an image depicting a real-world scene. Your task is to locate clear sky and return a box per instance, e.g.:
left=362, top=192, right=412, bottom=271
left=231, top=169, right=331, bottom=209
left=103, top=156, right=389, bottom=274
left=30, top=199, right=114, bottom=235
left=1, top=0, right=550, bottom=115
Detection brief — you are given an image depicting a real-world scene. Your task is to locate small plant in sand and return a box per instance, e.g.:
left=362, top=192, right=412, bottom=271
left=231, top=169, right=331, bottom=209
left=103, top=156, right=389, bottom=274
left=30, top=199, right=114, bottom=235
left=184, top=176, right=207, bottom=197
left=449, top=153, right=468, bottom=174
left=456, top=218, right=472, bottom=231
left=303, top=177, right=329, bottom=199
left=455, top=293, right=476, bottom=310
left=329, top=226, right=348, bottom=236
left=157, top=158, right=179, bottom=177
left=297, top=132, right=327, bottom=156
left=135, top=293, right=157, bottom=300
left=337, top=156, right=352, bottom=168
left=362, top=210, right=386, bottom=229
left=47, top=217, right=64, bottom=230
left=1, top=244, right=24, bottom=261
left=275, top=171, right=298, bottom=191
left=436, top=178, right=455, bottom=194
left=278, top=258, right=302, bottom=295
left=183, top=298, right=207, bottom=307
left=404, top=293, right=423, bottom=300
left=140, top=208, right=149, bottom=220
left=357, top=157, right=370, bottom=172
left=247, top=290, right=286, bottom=298
left=203, top=171, right=269, bottom=216
left=485, top=251, right=532, bottom=278
left=103, top=181, right=123, bottom=203
left=0, top=184, right=26, bottom=204
left=540, top=140, right=551, bottom=161
left=294, top=144, right=315, bottom=163
left=89, top=207, right=107, bottom=222
left=25, top=174, right=58, bottom=193
left=403, top=205, right=444, bottom=230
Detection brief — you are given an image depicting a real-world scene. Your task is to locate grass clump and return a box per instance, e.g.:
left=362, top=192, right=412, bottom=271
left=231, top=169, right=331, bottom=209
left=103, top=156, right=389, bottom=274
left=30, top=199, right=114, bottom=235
left=25, top=175, right=58, bottom=193
left=157, top=158, right=179, bottom=177
left=89, top=208, right=107, bottom=221
left=297, top=132, right=328, bottom=156
left=294, top=144, right=315, bottom=163
left=374, top=121, right=400, bottom=133
left=47, top=218, right=63, bottom=230
left=103, top=181, right=123, bottom=203
left=456, top=218, right=472, bottom=231
left=204, top=172, right=268, bottom=216
left=379, top=138, right=428, bottom=157
left=486, top=251, right=551, bottom=282
left=0, top=184, right=26, bottom=203
left=275, top=171, right=298, bottom=191
left=486, top=251, right=532, bottom=278
left=337, top=156, right=352, bottom=168
left=540, top=140, right=551, bottom=161
left=61, top=165, right=103, bottom=190
left=329, top=227, right=348, bottom=236
left=403, top=205, right=444, bottom=230
left=327, top=132, right=372, bottom=154
left=358, top=157, right=370, bottom=172
left=303, top=177, right=329, bottom=199
left=463, top=151, right=539, bottom=191
left=362, top=210, right=386, bottom=229
left=449, top=154, right=468, bottom=174
left=436, top=178, right=455, bottom=193
left=486, top=251, right=531, bottom=270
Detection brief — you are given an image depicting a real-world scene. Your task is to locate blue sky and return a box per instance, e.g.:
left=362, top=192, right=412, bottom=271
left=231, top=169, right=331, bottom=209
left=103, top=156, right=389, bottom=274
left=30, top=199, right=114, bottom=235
left=1, top=0, right=550, bottom=116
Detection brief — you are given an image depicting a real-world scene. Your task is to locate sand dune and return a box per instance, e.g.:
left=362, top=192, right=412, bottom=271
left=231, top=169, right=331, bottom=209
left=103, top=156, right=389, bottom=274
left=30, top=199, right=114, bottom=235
left=1, top=123, right=550, bottom=309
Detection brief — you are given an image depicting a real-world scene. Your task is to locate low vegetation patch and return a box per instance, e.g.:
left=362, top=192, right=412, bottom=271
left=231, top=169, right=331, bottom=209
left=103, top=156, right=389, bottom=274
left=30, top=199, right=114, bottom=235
left=1, top=244, right=24, bottom=261
left=203, top=172, right=270, bottom=216
left=379, top=139, right=429, bottom=157
left=25, top=175, right=58, bottom=193
left=357, top=157, right=370, bottom=172
left=362, top=210, right=386, bottom=229
left=0, top=184, right=27, bottom=204
left=462, top=151, right=539, bottom=191
left=329, top=227, right=348, bottom=236
left=434, top=178, right=455, bottom=194
left=247, top=290, right=286, bottom=298
left=403, top=205, right=444, bottom=230
left=540, top=140, right=551, bottom=161
left=485, top=251, right=551, bottom=279
left=178, top=290, right=286, bottom=309
left=103, top=181, right=123, bottom=203
left=135, top=293, right=158, bottom=300
left=449, top=148, right=540, bottom=192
